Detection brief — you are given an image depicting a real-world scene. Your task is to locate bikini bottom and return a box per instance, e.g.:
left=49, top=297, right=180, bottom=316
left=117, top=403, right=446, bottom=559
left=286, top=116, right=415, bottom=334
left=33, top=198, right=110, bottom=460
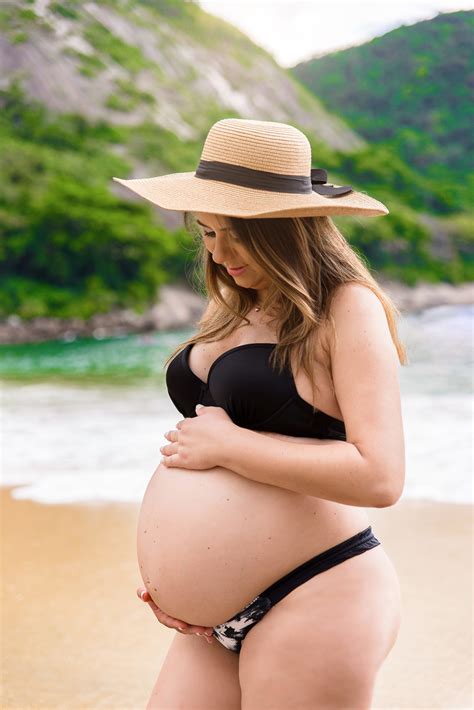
left=212, top=525, right=380, bottom=654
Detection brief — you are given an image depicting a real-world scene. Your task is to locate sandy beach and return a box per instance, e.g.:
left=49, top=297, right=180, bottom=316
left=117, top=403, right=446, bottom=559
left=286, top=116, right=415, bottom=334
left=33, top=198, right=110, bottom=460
left=1, top=486, right=472, bottom=709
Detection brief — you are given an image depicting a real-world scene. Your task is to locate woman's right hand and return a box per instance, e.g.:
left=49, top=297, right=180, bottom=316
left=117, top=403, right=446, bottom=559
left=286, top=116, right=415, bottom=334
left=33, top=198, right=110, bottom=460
left=136, top=587, right=214, bottom=644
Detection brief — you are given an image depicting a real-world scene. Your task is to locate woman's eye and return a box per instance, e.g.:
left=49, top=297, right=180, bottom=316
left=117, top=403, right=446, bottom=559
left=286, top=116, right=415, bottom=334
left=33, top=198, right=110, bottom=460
left=202, top=230, right=240, bottom=242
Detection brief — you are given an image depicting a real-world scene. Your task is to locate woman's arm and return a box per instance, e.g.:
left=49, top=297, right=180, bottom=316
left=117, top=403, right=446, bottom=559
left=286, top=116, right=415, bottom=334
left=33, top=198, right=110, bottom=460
left=259, top=431, right=347, bottom=447
left=220, top=285, right=405, bottom=509
left=221, top=427, right=381, bottom=507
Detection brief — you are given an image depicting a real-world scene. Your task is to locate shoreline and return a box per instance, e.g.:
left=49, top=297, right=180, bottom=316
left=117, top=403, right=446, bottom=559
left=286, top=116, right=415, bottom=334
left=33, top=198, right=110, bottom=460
left=1, top=486, right=472, bottom=709
left=0, top=278, right=472, bottom=345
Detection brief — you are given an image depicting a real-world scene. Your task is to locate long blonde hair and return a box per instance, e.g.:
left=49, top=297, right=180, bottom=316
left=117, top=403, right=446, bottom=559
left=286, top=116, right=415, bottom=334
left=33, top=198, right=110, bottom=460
left=165, top=212, right=408, bottom=414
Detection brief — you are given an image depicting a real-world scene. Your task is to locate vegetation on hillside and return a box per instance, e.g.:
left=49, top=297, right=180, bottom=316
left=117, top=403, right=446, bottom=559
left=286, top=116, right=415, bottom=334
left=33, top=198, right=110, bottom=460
left=0, top=81, right=200, bottom=319
left=1, top=80, right=472, bottom=320
left=291, top=11, right=474, bottom=203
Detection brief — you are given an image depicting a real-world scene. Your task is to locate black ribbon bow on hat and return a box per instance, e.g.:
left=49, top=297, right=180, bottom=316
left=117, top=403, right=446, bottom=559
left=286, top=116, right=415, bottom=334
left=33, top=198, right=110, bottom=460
left=311, top=168, right=353, bottom=198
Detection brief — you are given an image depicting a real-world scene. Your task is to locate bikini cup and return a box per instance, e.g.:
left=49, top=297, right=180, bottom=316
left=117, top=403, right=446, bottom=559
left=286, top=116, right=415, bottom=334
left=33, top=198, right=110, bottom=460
left=166, top=341, right=346, bottom=439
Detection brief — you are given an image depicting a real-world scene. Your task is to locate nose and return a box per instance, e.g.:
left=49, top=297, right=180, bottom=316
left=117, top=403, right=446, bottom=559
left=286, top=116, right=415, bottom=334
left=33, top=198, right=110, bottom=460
left=211, top=235, right=237, bottom=266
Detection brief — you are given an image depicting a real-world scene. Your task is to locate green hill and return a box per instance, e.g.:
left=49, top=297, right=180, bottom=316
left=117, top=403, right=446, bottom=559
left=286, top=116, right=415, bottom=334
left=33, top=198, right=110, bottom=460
left=291, top=11, right=474, bottom=206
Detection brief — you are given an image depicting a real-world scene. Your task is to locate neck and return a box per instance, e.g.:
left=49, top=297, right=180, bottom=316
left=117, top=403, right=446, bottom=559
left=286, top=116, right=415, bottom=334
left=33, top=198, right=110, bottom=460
left=254, top=288, right=267, bottom=307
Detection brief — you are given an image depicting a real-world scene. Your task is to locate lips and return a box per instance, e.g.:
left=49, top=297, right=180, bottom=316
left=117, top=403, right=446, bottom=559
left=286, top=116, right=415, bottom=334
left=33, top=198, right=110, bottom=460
left=226, top=265, right=247, bottom=274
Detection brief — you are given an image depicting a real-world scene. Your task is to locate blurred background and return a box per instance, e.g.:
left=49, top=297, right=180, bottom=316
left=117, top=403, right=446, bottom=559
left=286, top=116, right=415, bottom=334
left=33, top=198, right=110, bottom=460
left=1, top=1, right=473, bottom=708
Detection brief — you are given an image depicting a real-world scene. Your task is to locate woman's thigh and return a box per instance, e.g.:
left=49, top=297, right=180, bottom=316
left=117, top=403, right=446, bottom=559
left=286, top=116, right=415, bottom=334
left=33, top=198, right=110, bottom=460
left=238, top=545, right=401, bottom=710
left=146, top=632, right=241, bottom=710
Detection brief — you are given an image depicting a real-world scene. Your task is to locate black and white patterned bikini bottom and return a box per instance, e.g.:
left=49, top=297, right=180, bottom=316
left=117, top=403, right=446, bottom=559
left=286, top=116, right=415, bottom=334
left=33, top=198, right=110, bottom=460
left=212, top=525, right=380, bottom=654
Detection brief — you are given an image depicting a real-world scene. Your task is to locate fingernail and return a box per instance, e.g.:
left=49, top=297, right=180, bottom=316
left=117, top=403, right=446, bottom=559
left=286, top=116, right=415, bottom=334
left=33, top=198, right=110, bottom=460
left=140, top=591, right=146, bottom=600
left=177, top=626, right=185, bottom=631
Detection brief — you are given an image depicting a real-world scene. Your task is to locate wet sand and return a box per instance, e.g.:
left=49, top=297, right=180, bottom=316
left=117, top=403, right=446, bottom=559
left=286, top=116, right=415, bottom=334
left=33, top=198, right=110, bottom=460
left=1, top=486, right=472, bottom=709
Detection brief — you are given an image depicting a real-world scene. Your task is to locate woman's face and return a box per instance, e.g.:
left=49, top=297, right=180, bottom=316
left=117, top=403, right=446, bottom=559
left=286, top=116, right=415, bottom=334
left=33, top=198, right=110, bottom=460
left=195, top=212, right=272, bottom=295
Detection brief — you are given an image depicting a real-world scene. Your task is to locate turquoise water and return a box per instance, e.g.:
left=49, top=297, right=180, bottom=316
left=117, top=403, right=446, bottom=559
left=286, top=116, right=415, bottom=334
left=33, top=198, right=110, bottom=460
left=0, top=330, right=192, bottom=383
left=1, top=304, right=473, bottom=505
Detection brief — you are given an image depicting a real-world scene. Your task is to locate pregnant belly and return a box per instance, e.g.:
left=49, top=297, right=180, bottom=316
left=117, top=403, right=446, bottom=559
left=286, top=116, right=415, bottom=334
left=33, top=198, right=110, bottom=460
left=137, top=437, right=370, bottom=627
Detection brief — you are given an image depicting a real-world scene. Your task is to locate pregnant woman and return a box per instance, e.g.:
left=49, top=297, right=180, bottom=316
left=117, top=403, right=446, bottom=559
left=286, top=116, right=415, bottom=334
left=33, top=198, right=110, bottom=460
left=114, top=118, right=406, bottom=709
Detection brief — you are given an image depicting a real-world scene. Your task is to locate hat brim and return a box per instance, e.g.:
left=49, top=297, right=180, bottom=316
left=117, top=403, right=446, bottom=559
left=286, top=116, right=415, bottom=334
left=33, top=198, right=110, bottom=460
left=112, top=172, right=389, bottom=218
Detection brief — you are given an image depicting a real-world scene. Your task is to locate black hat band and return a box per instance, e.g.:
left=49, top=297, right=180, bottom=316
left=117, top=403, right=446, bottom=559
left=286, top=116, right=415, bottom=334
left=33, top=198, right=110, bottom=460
left=195, top=160, right=353, bottom=198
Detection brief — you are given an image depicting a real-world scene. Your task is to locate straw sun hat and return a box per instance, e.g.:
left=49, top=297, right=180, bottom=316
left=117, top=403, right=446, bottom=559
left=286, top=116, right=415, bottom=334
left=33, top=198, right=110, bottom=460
left=113, top=118, right=389, bottom=219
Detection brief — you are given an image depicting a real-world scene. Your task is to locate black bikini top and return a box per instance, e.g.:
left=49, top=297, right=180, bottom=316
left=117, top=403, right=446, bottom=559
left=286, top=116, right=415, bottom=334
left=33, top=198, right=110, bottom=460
left=165, top=342, right=346, bottom=440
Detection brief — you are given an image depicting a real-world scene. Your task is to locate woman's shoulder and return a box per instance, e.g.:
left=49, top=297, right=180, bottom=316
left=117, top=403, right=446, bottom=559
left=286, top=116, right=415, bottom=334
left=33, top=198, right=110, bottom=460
left=324, top=282, right=388, bottom=358
left=325, top=282, right=382, bottom=328
left=312, top=283, right=377, bottom=362
left=330, top=281, right=377, bottom=305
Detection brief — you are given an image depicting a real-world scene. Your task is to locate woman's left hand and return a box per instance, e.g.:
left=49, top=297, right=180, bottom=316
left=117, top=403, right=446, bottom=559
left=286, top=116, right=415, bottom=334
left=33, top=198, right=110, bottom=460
left=160, top=404, right=237, bottom=470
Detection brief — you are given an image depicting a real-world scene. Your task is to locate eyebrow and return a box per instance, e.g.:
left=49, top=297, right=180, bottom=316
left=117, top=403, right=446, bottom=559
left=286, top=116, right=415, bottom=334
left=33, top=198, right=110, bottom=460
left=196, top=219, right=230, bottom=231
